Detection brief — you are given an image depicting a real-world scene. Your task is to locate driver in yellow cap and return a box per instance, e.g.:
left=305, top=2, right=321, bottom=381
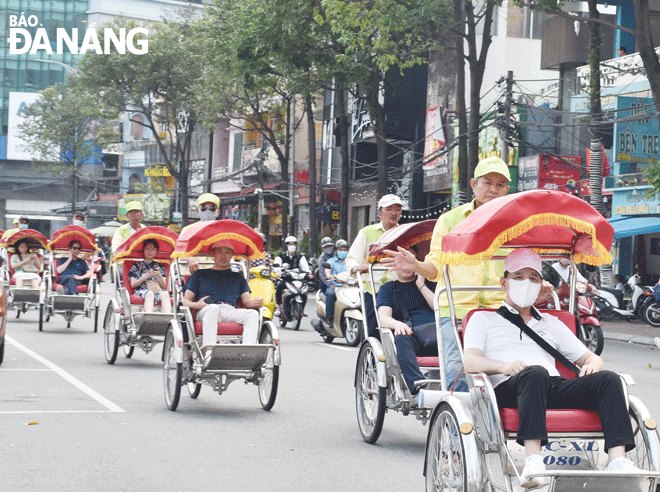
left=111, top=201, right=146, bottom=253
left=181, top=193, right=221, bottom=272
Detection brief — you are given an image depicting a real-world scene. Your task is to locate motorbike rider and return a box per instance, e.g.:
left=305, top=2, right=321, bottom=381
left=274, top=236, right=311, bottom=316
left=317, top=237, right=335, bottom=289
left=552, top=258, right=597, bottom=293
left=323, top=239, right=348, bottom=326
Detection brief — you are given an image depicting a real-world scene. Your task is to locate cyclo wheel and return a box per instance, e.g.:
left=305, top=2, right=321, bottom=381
left=425, top=403, right=467, bottom=492
left=292, top=302, right=302, bottom=331
left=93, top=305, right=99, bottom=333
left=258, top=327, right=279, bottom=411
left=103, top=303, right=119, bottom=365
left=123, top=344, right=134, bottom=358
left=355, top=344, right=386, bottom=444
left=187, top=382, right=202, bottom=399
left=163, top=328, right=182, bottom=411
left=39, top=303, right=44, bottom=332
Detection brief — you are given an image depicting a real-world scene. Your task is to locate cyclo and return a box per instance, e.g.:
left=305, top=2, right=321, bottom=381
left=41, top=225, right=101, bottom=331
left=354, top=219, right=438, bottom=443
left=0, top=228, right=48, bottom=319
left=419, top=190, right=660, bottom=491
left=163, top=220, right=280, bottom=412
left=103, top=226, right=179, bottom=364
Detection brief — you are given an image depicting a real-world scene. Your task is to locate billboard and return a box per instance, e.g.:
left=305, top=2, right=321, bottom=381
left=614, top=96, right=659, bottom=168
left=423, top=105, right=451, bottom=191
left=7, top=91, right=41, bottom=161
left=518, top=155, right=580, bottom=193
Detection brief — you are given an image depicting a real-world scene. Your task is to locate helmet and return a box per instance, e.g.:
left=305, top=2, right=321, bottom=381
left=321, top=237, right=333, bottom=248
left=285, top=236, right=297, bottom=244
left=335, top=239, right=348, bottom=249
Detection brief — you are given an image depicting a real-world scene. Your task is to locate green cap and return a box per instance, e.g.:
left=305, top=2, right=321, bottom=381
left=197, top=193, right=220, bottom=207
left=125, top=201, right=143, bottom=212
left=474, top=156, right=511, bottom=181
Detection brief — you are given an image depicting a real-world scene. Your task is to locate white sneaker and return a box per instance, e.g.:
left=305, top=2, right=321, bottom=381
left=55, top=285, right=64, bottom=295
left=604, top=456, right=641, bottom=473
left=520, top=454, right=547, bottom=488
left=654, top=337, right=660, bottom=351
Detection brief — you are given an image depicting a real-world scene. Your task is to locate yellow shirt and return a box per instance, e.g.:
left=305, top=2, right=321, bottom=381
left=426, top=200, right=506, bottom=319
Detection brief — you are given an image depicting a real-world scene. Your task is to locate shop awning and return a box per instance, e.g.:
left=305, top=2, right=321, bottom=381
left=608, top=217, right=660, bottom=238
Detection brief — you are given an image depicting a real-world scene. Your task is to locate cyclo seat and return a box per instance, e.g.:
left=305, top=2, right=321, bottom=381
left=121, top=259, right=170, bottom=305
left=190, top=304, right=245, bottom=336
left=53, top=256, right=88, bottom=293
left=462, top=308, right=602, bottom=434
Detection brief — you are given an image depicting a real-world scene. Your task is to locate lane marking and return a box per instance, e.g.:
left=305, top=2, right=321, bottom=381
left=0, top=368, right=52, bottom=371
left=0, top=410, right=118, bottom=414
left=7, top=336, right=125, bottom=413
left=319, top=342, right=354, bottom=352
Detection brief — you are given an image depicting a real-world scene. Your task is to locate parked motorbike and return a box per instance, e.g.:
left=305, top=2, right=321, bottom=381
left=311, top=267, right=363, bottom=347
left=591, top=273, right=654, bottom=323
left=275, top=265, right=309, bottom=330
left=248, top=265, right=276, bottom=321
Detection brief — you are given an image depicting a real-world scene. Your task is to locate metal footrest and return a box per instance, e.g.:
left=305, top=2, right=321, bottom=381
left=132, top=312, right=174, bottom=337
left=202, top=344, right=270, bottom=372
left=52, top=295, right=86, bottom=310
left=536, top=471, right=660, bottom=492
left=10, top=288, right=40, bottom=303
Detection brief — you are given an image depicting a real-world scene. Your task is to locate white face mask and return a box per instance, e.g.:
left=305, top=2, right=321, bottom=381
left=287, top=245, right=296, bottom=254
left=507, top=278, right=541, bottom=308
left=19, top=223, right=28, bottom=230
left=198, top=210, right=217, bottom=221
left=73, top=219, right=84, bottom=227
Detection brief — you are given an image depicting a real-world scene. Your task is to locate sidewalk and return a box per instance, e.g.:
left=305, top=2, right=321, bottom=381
left=601, top=318, right=659, bottom=347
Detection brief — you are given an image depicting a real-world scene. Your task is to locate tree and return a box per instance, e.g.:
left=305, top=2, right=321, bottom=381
left=320, top=0, right=452, bottom=198
left=73, top=16, right=204, bottom=225
left=633, top=0, right=660, bottom=133
left=18, top=83, right=112, bottom=216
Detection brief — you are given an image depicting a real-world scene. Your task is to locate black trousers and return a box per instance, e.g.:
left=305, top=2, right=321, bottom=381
left=494, top=365, right=635, bottom=452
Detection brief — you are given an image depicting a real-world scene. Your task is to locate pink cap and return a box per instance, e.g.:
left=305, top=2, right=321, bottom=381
left=211, top=239, right=234, bottom=251
left=504, top=248, right=542, bottom=274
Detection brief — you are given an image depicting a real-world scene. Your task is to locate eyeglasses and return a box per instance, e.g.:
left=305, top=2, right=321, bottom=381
left=200, top=205, right=217, bottom=212
left=71, top=246, right=81, bottom=250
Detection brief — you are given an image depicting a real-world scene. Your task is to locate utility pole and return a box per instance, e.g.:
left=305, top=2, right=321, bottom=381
left=501, top=70, right=514, bottom=165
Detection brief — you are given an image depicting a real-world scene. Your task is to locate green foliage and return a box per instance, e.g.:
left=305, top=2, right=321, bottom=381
left=644, top=166, right=660, bottom=198
left=18, top=83, right=113, bottom=172
left=244, top=206, right=258, bottom=228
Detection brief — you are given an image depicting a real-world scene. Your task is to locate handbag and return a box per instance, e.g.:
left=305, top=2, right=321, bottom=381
left=496, top=306, right=580, bottom=376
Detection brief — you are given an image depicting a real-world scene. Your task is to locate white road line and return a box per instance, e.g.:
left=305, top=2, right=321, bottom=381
left=0, top=368, right=51, bottom=371
left=7, top=336, right=125, bottom=413
left=320, top=342, right=354, bottom=352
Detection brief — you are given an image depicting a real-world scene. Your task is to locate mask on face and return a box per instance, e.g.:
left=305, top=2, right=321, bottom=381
left=19, top=223, right=28, bottom=230
left=323, top=247, right=334, bottom=256
left=73, top=219, right=84, bottom=227
left=337, top=251, right=347, bottom=260
left=287, top=245, right=296, bottom=254
left=198, top=210, right=217, bottom=221
left=507, top=278, right=541, bottom=308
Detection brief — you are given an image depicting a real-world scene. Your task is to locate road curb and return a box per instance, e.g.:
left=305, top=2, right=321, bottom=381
left=604, top=331, right=656, bottom=347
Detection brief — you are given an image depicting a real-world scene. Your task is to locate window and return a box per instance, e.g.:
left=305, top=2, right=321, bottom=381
left=507, top=5, right=547, bottom=39
left=232, top=132, right=244, bottom=172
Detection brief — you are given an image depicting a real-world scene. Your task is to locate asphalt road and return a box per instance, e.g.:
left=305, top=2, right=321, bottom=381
left=1, top=282, right=660, bottom=491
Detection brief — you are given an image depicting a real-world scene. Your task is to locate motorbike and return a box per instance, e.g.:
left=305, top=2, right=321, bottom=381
left=311, top=267, right=363, bottom=347
left=307, top=256, right=320, bottom=293
left=248, top=265, right=276, bottom=322
left=591, top=273, right=654, bottom=323
left=275, top=265, right=309, bottom=330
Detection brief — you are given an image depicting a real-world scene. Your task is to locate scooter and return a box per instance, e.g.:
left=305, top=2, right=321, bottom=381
left=275, top=265, right=309, bottom=331
left=248, top=265, right=276, bottom=321
left=311, top=269, right=363, bottom=347
left=575, top=282, right=604, bottom=355
left=591, top=273, right=654, bottom=322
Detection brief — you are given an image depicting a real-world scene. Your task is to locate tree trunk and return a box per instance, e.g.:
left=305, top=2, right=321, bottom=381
left=281, top=101, right=291, bottom=245
left=633, top=0, right=660, bottom=132
left=587, top=0, right=603, bottom=212
left=305, top=93, right=317, bottom=257
left=337, top=87, right=349, bottom=240
left=455, top=0, right=468, bottom=196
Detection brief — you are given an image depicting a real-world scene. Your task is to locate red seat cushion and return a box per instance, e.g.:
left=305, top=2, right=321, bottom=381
left=417, top=356, right=439, bottom=367
left=193, top=321, right=243, bottom=336
left=500, top=408, right=602, bottom=433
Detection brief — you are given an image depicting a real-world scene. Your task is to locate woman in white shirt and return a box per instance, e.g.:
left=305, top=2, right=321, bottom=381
left=10, top=239, right=41, bottom=288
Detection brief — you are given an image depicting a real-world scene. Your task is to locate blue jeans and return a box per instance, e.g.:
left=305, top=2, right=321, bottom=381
left=441, top=317, right=467, bottom=392
left=58, top=275, right=80, bottom=295
left=325, top=286, right=337, bottom=320
left=394, top=327, right=437, bottom=394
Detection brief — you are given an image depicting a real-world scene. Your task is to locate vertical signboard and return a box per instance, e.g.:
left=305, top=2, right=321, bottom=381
left=423, top=105, right=451, bottom=191
left=7, top=91, right=41, bottom=161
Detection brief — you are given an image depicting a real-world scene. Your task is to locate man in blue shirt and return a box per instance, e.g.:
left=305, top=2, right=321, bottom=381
left=377, top=262, right=437, bottom=396
left=324, top=239, right=348, bottom=324
left=56, top=240, right=92, bottom=295
left=183, top=239, right=264, bottom=347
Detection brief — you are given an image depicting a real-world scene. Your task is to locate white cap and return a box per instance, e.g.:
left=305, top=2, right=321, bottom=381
left=377, top=194, right=405, bottom=209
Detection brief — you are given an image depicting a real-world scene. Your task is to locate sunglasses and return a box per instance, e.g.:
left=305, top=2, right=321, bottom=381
left=71, top=246, right=81, bottom=250
left=200, top=205, right=217, bottom=212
